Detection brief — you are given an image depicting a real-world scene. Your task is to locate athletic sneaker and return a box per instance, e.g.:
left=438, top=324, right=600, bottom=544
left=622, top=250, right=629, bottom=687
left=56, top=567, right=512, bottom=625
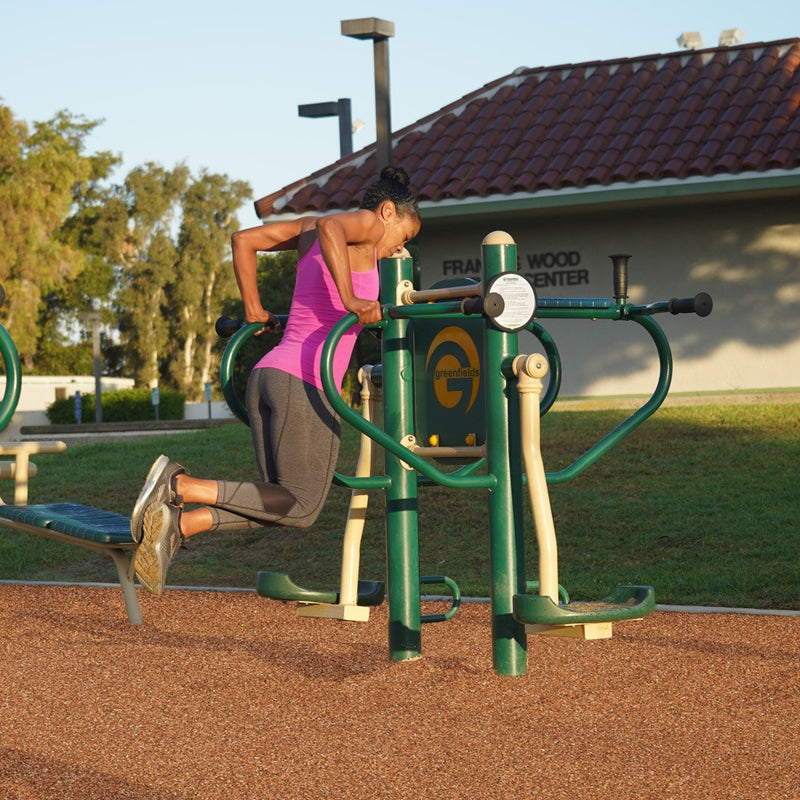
left=130, top=454, right=186, bottom=542
left=134, top=502, right=183, bottom=596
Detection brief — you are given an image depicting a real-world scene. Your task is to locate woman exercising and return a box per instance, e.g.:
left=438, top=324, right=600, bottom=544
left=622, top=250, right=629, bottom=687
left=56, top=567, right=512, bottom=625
left=130, top=166, right=420, bottom=595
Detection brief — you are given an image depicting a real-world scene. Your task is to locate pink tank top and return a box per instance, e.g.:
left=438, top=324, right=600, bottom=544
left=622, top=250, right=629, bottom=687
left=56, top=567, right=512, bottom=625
left=255, top=238, right=379, bottom=390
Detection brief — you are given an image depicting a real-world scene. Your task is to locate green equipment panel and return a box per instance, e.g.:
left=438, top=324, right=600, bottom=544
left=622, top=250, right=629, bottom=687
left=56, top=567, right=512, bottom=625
left=411, top=316, right=485, bottom=450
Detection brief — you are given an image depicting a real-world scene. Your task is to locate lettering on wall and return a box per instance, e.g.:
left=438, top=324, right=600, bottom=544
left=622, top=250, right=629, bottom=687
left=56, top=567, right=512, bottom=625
left=441, top=250, right=590, bottom=288
left=442, top=258, right=483, bottom=276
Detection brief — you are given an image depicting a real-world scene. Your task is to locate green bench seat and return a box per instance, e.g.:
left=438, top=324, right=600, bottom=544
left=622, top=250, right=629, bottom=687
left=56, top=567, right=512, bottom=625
left=0, top=502, right=142, bottom=624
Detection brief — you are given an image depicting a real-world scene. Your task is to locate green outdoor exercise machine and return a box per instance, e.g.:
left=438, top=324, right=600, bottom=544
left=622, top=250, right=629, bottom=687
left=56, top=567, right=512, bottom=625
left=218, top=231, right=712, bottom=677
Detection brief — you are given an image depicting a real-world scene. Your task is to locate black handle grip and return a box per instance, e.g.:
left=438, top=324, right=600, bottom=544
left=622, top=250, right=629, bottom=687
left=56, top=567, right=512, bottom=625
left=669, top=292, right=713, bottom=317
left=215, top=316, right=243, bottom=338
left=215, top=314, right=286, bottom=337
left=461, top=292, right=505, bottom=318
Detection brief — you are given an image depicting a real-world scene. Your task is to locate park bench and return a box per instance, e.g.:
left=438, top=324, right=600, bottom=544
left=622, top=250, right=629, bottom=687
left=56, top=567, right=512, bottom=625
left=0, top=441, right=142, bottom=625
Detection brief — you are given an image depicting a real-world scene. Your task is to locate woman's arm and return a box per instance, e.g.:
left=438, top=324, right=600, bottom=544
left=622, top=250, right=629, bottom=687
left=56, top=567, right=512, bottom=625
left=231, top=218, right=313, bottom=324
left=316, top=210, right=384, bottom=324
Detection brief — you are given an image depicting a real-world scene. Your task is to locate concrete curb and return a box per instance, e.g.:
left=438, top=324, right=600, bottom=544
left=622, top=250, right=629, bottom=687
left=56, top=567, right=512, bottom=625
left=2, top=580, right=798, bottom=616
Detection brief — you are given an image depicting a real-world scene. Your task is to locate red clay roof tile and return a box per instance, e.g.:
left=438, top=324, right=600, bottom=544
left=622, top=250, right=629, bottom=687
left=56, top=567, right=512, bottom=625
left=254, top=38, right=800, bottom=218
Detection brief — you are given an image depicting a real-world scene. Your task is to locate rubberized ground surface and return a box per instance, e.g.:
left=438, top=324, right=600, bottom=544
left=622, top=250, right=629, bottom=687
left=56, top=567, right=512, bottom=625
left=1, top=584, right=797, bottom=799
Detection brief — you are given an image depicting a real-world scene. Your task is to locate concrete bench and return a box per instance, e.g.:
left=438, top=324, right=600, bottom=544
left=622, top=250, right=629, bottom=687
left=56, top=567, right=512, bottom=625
left=0, top=501, right=142, bottom=624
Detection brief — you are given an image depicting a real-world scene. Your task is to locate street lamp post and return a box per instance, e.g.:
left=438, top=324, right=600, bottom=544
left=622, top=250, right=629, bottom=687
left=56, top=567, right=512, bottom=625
left=341, top=17, right=395, bottom=173
left=298, top=98, right=354, bottom=158
left=84, top=309, right=103, bottom=423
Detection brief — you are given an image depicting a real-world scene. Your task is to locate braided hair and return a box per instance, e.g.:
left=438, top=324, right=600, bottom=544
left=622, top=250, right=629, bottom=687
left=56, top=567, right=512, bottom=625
left=359, top=166, right=419, bottom=218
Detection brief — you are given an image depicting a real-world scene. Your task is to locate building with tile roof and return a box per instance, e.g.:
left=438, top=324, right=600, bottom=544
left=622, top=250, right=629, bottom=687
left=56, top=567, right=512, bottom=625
left=253, top=38, right=800, bottom=397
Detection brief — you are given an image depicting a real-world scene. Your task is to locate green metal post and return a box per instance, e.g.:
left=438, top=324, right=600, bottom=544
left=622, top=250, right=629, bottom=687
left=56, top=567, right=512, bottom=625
left=482, top=232, right=528, bottom=676
left=380, top=253, right=422, bottom=661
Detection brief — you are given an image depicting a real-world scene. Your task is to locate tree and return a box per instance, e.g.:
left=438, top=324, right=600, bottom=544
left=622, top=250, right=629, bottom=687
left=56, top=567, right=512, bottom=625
left=115, top=163, right=189, bottom=387
left=0, top=102, right=257, bottom=393
left=0, top=104, right=119, bottom=369
left=38, top=175, right=129, bottom=375
left=167, top=171, right=251, bottom=399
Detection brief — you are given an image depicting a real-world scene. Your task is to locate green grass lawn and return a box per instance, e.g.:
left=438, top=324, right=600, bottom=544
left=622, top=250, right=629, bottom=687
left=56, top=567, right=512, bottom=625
left=1, top=402, right=798, bottom=609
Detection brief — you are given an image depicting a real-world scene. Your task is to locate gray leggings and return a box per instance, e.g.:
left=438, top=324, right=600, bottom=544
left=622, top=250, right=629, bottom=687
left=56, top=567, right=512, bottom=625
left=207, top=368, right=340, bottom=531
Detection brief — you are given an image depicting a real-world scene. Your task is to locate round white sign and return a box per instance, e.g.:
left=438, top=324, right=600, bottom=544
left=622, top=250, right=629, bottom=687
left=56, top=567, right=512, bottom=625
left=485, top=273, right=537, bottom=332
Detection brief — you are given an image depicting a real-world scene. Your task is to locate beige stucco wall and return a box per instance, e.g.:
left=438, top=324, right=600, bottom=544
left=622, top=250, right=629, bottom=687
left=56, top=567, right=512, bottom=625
left=415, top=195, right=800, bottom=397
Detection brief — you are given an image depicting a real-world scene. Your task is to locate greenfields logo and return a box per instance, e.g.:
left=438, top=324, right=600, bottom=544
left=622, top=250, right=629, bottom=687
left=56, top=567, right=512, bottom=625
left=425, top=326, right=481, bottom=411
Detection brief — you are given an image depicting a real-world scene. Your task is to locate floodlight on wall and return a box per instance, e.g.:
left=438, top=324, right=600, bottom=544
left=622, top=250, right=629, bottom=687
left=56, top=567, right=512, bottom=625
left=677, top=32, right=704, bottom=50
left=719, top=28, right=745, bottom=46
left=341, top=17, right=395, bottom=173
left=298, top=98, right=354, bottom=158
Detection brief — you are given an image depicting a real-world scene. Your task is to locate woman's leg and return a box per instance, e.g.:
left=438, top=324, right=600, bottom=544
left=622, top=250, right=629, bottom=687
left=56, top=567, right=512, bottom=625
left=134, top=370, right=340, bottom=594
left=209, top=370, right=340, bottom=530
left=173, top=369, right=340, bottom=535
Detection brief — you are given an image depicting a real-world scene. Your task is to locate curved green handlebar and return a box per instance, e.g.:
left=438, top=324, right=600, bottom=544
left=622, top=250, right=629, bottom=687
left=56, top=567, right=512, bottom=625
left=219, top=321, right=265, bottom=425
left=320, top=314, right=496, bottom=490
left=216, top=320, right=392, bottom=490
left=221, top=302, right=674, bottom=489
left=318, top=310, right=673, bottom=487
left=544, top=314, right=672, bottom=484
left=0, top=324, right=22, bottom=432
left=528, top=321, right=561, bottom=414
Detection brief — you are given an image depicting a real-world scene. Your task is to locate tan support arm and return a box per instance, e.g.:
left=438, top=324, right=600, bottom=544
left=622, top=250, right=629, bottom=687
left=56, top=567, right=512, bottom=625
left=513, top=354, right=560, bottom=604
left=0, top=441, right=67, bottom=504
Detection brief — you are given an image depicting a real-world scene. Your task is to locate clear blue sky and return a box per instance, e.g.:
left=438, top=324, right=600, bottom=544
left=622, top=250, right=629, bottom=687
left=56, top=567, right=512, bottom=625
left=3, top=0, right=797, bottom=224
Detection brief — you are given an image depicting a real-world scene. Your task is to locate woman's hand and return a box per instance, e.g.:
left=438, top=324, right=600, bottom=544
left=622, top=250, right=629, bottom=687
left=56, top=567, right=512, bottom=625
left=246, top=308, right=282, bottom=334
left=345, top=296, right=382, bottom=325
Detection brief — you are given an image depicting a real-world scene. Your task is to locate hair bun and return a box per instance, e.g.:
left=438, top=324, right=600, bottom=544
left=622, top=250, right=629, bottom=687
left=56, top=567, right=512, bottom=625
left=360, top=164, right=418, bottom=215
left=380, top=165, right=410, bottom=187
